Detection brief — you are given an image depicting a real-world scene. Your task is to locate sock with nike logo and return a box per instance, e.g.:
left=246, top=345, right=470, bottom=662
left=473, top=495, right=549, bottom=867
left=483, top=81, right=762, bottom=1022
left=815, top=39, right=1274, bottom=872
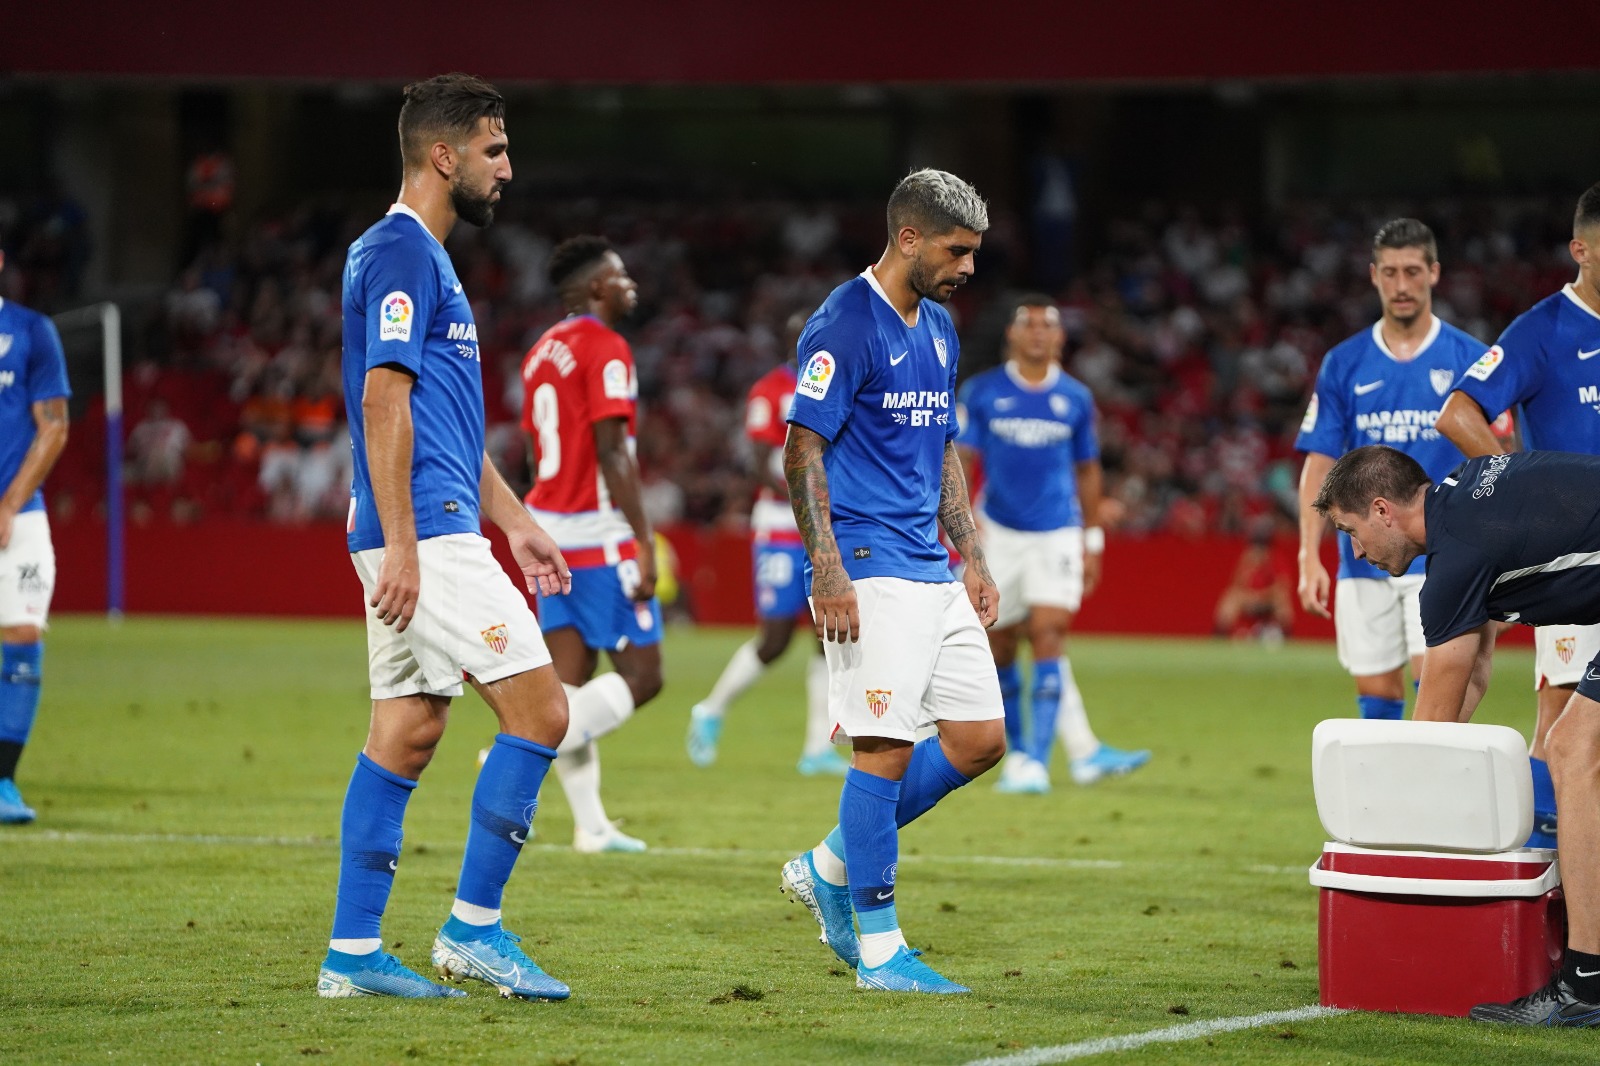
left=1565, top=948, right=1600, bottom=1002
left=330, top=753, right=417, bottom=948
left=840, top=767, right=904, bottom=968
left=455, top=734, right=556, bottom=920
left=1529, top=756, right=1558, bottom=848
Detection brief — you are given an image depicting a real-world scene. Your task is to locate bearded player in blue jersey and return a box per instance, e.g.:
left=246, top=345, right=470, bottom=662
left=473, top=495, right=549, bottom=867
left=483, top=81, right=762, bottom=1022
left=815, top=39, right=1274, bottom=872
left=319, top=74, right=575, bottom=1002
left=1295, top=219, right=1479, bottom=725
left=956, top=294, right=1149, bottom=794
left=0, top=249, right=70, bottom=826
left=778, top=169, right=1005, bottom=995
left=1435, top=181, right=1600, bottom=850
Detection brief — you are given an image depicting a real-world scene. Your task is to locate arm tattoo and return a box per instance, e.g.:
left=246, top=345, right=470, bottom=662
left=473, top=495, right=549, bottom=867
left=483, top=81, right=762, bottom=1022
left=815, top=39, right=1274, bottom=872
left=938, top=442, right=994, bottom=583
left=784, top=427, right=850, bottom=596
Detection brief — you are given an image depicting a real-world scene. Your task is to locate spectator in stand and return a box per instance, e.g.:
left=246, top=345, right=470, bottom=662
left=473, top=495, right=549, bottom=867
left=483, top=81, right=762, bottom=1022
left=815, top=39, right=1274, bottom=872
left=125, top=399, right=192, bottom=487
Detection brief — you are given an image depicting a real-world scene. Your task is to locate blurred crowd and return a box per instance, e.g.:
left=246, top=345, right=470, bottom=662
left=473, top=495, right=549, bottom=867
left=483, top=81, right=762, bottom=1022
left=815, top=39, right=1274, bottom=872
left=16, top=190, right=1583, bottom=534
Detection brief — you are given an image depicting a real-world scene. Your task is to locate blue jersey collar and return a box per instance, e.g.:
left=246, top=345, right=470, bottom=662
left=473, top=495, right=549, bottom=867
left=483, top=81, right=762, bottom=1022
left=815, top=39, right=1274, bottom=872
left=1004, top=360, right=1061, bottom=392
left=861, top=267, right=919, bottom=328
left=1562, top=282, right=1600, bottom=322
left=386, top=203, right=445, bottom=250
left=1369, top=313, right=1441, bottom=363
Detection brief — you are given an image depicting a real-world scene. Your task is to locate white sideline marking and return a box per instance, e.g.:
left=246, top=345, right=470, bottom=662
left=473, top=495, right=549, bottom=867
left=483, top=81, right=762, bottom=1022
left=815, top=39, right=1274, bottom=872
left=962, top=1006, right=1347, bottom=1066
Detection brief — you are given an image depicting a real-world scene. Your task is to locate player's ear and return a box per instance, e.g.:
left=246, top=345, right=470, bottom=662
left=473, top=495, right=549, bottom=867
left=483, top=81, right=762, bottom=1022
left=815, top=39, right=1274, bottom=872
left=896, top=225, right=920, bottom=259
left=430, top=140, right=456, bottom=179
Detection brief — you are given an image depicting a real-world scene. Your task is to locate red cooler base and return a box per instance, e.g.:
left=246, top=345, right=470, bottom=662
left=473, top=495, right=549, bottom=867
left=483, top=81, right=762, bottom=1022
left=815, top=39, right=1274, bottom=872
left=1316, top=845, right=1565, bottom=1017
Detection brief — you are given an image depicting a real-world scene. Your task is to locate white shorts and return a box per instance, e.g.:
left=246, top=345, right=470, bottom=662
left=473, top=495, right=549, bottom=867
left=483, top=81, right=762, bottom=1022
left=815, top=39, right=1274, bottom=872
left=816, top=576, right=1004, bottom=744
left=981, top=518, right=1083, bottom=628
left=0, top=511, right=55, bottom=629
left=352, top=532, right=552, bottom=700
left=1535, top=624, right=1600, bottom=689
left=1334, top=574, right=1425, bottom=676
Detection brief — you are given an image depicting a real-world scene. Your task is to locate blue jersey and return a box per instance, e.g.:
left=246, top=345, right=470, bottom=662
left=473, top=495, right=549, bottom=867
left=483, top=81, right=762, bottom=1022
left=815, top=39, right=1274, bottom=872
left=956, top=361, right=1097, bottom=531
left=1421, top=451, right=1600, bottom=645
left=786, top=269, right=960, bottom=586
left=0, top=298, right=71, bottom=515
left=341, top=205, right=485, bottom=553
left=1450, top=284, right=1600, bottom=453
left=1296, top=316, right=1480, bottom=580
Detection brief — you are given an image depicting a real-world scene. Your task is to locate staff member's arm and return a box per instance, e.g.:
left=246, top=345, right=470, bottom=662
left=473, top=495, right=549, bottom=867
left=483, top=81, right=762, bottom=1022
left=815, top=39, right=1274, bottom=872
left=1412, top=622, right=1497, bottom=723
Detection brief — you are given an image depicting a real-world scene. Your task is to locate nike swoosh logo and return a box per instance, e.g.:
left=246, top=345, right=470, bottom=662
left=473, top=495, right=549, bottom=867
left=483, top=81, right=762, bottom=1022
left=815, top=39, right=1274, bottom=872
left=509, top=831, right=526, bottom=845
left=876, top=890, right=893, bottom=900
left=388, top=860, right=397, bottom=872
left=1579, top=348, right=1600, bottom=360
left=1539, top=821, right=1559, bottom=835
left=889, top=350, right=909, bottom=366
left=1354, top=381, right=1384, bottom=395
left=452, top=283, right=463, bottom=295
left=1576, top=967, right=1600, bottom=978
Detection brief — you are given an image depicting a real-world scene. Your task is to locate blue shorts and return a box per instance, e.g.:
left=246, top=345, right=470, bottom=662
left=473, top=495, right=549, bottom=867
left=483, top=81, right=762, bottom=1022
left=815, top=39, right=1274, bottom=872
left=537, top=560, right=663, bottom=651
left=754, top=542, right=809, bottom=621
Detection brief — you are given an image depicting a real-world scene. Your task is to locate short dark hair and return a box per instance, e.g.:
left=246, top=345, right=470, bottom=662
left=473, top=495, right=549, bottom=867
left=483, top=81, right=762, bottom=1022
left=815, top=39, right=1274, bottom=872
left=1372, top=218, right=1437, bottom=265
left=398, top=73, right=505, bottom=170
left=1013, top=293, right=1058, bottom=317
left=547, top=235, right=613, bottom=290
left=1312, top=445, right=1432, bottom=517
left=1576, top=181, right=1600, bottom=236
left=887, top=168, right=989, bottom=240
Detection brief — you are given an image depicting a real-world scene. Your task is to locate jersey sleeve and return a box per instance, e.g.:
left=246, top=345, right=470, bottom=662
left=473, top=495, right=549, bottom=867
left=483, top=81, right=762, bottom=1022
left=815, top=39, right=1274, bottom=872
left=745, top=379, right=788, bottom=448
left=787, top=316, right=871, bottom=443
left=26, top=314, right=71, bottom=402
left=954, top=378, right=985, bottom=452
left=1449, top=313, right=1545, bottom=421
left=362, top=240, right=438, bottom=377
left=582, top=331, right=635, bottom=424
left=1295, top=351, right=1349, bottom=457
left=1418, top=532, right=1495, bottom=645
left=1071, top=386, right=1099, bottom=463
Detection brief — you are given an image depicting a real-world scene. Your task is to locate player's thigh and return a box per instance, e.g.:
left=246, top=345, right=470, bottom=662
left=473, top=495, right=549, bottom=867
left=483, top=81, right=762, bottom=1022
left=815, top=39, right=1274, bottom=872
left=926, top=581, right=1005, bottom=727
left=980, top=521, right=1034, bottom=630
left=1334, top=577, right=1408, bottom=677
left=820, top=577, right=944, bottom=744
left=0, top=512, right=56, bottom=630
left=1535, top=624, right=1600, bottom=690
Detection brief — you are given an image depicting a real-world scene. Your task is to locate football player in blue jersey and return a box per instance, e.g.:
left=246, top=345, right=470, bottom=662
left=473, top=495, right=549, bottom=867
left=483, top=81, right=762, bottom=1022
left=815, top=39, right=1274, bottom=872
left=1316, top=445, right=1600, bottom=1027
left=955, top=294, right=1149, bottom=794
left=777, top=169, right=1005, bottom=995
left=1295, top=219, right=1480, bottom=725
left=1435, top=181, right=1600, bottom=850
left=0, top=249, right=71, bottom=826
left=319, top=74, right=575, bottom=1002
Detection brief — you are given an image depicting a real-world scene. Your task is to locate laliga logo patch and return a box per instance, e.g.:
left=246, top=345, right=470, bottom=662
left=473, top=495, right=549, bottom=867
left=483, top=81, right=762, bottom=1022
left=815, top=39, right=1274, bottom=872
left=1301, top=394, right=1319, bottom=434
left=602, top=358, right=632, bottom=400
left=798, top=351, right=835, bottom=400
left=480, top=623, right=509, bottom=654
left=1431, top=368, right=1456, bottom=396
left=865, top=688, right=892, bottom=718
left=1465, top=345, right=1503, bottom=382
left=934, top=337, right=948, bottom=367
left=379, top=291, right=413, bottom=342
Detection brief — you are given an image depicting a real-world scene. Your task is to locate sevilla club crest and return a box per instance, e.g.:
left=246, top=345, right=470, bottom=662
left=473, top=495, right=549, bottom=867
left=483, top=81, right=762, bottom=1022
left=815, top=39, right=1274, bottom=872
left=481, top=624, right=509, bottom=655
left=865, top=689, right=892, bottom=718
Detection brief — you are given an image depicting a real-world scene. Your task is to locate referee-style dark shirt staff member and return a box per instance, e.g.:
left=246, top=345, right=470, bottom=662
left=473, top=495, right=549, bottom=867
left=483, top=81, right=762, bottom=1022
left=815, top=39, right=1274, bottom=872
left=1313, top=443, right=1600, bottom=1027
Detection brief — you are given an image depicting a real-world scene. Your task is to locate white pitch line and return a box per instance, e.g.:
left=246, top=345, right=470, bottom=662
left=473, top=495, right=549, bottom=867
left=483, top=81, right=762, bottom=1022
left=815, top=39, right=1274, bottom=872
left=962, top=1006, right=1347, bottom=1066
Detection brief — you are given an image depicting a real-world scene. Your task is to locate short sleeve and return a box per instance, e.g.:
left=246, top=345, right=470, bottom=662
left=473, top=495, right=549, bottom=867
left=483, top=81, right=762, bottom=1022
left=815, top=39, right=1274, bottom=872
left=363, top=240, right=437, bottom=377
left=954, top=378, right=984, bottom=451
left=27, top=315, right=71, bottom=402
left=1295, top=353, right=1349, bottom=458
left=582, top=330, right=635, bottom=425
left=788, top=316, right=870, bottom=443
left=1071, top=386, right=1099, bottom=463
left=1419, top=532, right=1495, bottom=645
left=1449, top=313, right=1544, bottom=422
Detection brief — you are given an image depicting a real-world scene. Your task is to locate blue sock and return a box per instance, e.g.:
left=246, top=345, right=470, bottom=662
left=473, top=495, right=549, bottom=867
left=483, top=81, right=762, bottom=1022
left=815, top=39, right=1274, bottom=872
left=1529, top=757, right=1558, bottom=848
left=895, top=736, right=972, bottom=827
left=996, top=662, right=1023, bottom=755
left=0, top=642, right=43, bottom=754
left=456, top=734, right=556, bottom=916
left=330, top=753, right=416, bottom=942
left=840, top=768, right=901, bottom=921
left=1030, top=659, right=1063, bottom=763
left=1357, top=695, right=1405, bottom=720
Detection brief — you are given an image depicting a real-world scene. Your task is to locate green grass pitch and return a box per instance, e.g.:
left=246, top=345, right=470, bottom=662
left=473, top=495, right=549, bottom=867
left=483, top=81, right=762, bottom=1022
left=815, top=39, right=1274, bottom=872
left=1, top=617, right=1595, bottom=1064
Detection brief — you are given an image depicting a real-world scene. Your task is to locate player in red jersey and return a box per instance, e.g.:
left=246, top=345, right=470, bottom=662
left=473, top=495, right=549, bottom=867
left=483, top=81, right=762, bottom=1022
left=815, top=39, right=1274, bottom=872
left=520, top=236, right=662, bottom=853
left=685, top=314, right=845, bottom=775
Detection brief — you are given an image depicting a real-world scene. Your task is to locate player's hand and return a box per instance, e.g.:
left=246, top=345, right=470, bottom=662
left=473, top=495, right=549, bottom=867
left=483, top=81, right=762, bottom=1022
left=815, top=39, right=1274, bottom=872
left=629, top=544, right=658, bottom=603
left=810, top=564, right=859, bottom=643
left=372, top=542, right=421, bottom=632
left=964, top=558, right=1000, bottom=629
left=511, top=524, right=572, bottom=598
left=1297, top=555, right=1331, bottom=619
left=1083, top=550, right=1103, bottom=598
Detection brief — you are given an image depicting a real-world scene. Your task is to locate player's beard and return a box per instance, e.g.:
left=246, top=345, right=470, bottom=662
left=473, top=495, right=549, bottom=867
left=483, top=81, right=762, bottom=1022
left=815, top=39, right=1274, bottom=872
left=451, top=177, right=501, bottom=228
left=908, top=255, right=960, bottom=304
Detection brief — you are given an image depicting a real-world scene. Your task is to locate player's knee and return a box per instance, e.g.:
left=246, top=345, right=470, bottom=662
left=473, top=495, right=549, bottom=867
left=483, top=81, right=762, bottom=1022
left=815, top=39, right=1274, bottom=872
left=755, top=628, right=792, bottom=664
left=621, top=661, right=664, bottom=707
left=958, top=722, right=1007, bottom=775
left=1546, top=712, right=1600, bottom=784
